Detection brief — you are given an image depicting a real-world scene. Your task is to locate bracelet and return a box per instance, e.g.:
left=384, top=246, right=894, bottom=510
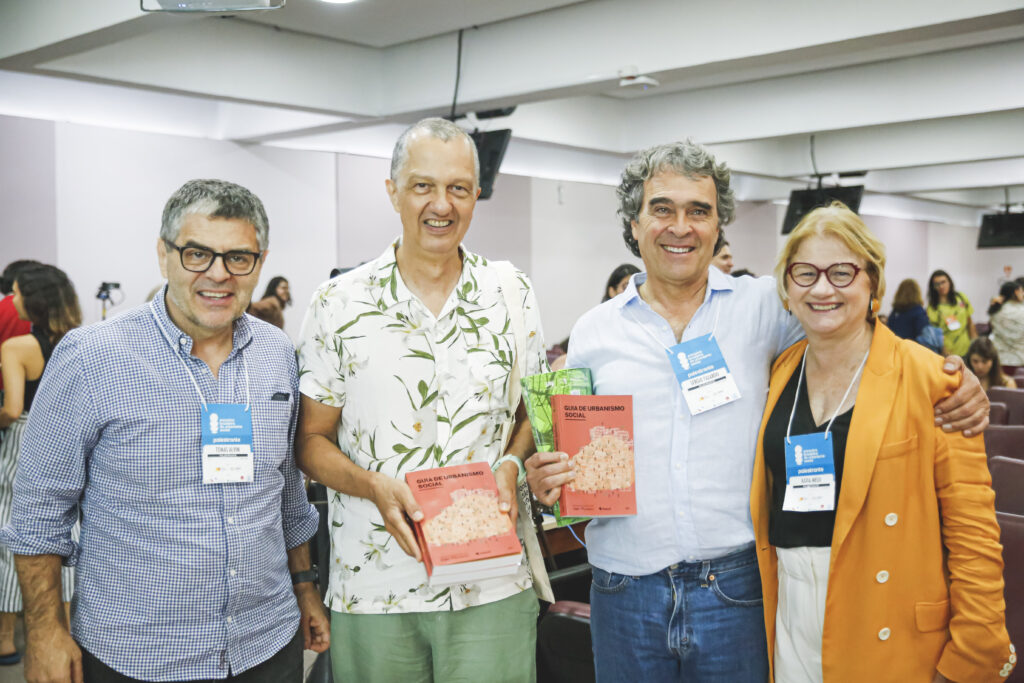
left=291, top=566, right=319, bottom=586
left=493, top=454, right=527, bottom=485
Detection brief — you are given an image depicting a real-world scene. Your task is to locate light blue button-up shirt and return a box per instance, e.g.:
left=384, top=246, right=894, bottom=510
left=0, top=292, right=319, bottom=681
left=567, top=267, right=803, bottom=575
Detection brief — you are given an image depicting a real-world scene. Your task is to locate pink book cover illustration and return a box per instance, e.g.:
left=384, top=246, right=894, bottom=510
left=552, top=395, right=636, bottom=517
left=405, top=462, right=522, bottom=576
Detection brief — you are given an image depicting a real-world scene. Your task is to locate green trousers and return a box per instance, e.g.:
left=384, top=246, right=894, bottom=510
left=331, top=589, right=539, bottom=683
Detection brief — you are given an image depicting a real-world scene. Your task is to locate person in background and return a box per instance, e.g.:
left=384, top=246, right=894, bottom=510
left=603, top=263, right=641, bottom=302
left=712, top=238, right=734, bottom=274
left=248, top=275, right=291, bottom=329
left=886, top=278, right=929, bottom=340
left=752, top=203, right=1013, bottom=682
left=0, top=264, right=80, bottom=667
left=0, top=261, right=39, bottom=394
left=926, top=269, right=976, bottom=356
left=988, top=280, right=1024, bottom=368
left=966, top=337, right=1017, bottom=391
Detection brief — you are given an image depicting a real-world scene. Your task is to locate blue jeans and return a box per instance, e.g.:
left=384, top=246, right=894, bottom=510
left=589, top=544, right=768, bottom=682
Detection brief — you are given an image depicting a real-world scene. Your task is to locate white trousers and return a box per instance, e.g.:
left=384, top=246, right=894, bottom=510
left=774, top=546, right=831, bottom=683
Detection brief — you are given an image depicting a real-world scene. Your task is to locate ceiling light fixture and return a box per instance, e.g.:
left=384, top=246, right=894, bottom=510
left=141, top=0, right=284, bottom=11
left=320, top=0, right=360, bottom=4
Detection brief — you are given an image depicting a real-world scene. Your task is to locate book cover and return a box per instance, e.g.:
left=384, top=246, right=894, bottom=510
left=552, top=394, right=636, bottom=517
left=520, top=368, right=593, bottom=526
left=405, top=462, right=522, bottom=583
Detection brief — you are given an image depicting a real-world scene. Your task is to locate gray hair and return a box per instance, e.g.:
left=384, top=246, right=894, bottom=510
left=161, top=179, right=270, bottom=250
left=390, top=117, right=479, bottom=184
left=617, top=140, right=734, bottom=258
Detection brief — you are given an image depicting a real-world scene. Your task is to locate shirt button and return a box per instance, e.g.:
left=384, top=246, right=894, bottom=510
left=675, top=463, right=682, bottom=470
left=678, top=511, right=685, bottom=518
left=227, top=517, right=234, bottom=524
left=884, top=513, right=898, bottom=526
left=878, top=627, right=891, bottom=641
left=230, top=569, right=237, bottom=577
left=226, top=616, right=233, bottom=624
left=876, top=570, right=889, bottom=583
left=179, top=338, right=187, bottom=345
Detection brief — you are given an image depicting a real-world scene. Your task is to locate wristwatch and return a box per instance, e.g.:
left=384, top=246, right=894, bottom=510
left=291, top=565, right=319, bottom=586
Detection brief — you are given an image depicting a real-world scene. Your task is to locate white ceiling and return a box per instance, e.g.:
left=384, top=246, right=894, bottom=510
left=2, top=0, right=1024, bottom=226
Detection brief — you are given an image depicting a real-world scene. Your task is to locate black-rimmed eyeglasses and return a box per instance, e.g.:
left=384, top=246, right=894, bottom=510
left=163, top=240, right=262, bottom=276
left=787, top=262, right=862, bottom=288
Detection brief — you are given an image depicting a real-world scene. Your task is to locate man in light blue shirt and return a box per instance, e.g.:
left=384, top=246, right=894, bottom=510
left=525, top=141, right=988, bottom=681
left=1, top=180, right=328, bottom=682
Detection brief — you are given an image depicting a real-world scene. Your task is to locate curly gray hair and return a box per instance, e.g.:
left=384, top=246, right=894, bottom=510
left=161, top=179, right=269, bottom=250
left=616, top=140, right=734, bottom=257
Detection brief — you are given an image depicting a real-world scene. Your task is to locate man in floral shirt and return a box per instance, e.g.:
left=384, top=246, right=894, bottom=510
left=296, top=118, right=547, bottom=682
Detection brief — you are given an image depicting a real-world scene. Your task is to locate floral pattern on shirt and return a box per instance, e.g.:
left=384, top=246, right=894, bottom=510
left=299, top=241, right=547, bottom=614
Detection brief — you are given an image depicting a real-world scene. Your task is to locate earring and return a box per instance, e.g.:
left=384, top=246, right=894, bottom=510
left=870, top=298, right=880, bottom=314
left=783, top=299, right=790, bottom=313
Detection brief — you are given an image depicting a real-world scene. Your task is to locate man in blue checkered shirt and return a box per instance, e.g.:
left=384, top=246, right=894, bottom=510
left=0, top=180, right=328, bottom=682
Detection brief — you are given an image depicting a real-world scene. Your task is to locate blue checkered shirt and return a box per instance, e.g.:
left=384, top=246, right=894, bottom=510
left=0, top=293, right=319, bottom=681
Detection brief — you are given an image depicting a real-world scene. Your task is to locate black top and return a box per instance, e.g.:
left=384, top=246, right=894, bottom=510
left=23, top=326, right=54, bottom=414
left=763, top=362, right=854, bottom=548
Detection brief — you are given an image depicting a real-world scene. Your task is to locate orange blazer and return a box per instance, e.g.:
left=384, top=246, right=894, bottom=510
left=751, top=323, right=1015, bottom=682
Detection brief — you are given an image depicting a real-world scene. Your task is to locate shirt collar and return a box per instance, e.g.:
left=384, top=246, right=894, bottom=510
left=615, top=265, right=734, bottom=311
left=376, top=238, right=474, bottom=310
left=150, top=284, right=252, bottom=356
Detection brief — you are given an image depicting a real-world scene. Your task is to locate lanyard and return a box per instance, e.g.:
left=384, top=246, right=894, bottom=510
left=786, top=346, right=869, bottom=444
left=148, top=300, right=251, bottom=411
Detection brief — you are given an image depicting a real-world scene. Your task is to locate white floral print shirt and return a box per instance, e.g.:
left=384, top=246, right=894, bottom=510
left=298, top=240, right=547, bottom=614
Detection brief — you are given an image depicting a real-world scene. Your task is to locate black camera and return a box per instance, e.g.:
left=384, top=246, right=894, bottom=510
left=96, top=281, right=120, bottom=300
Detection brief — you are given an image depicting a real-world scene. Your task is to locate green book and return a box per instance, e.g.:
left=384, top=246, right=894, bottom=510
left=521, top=368, right=593, bottom=526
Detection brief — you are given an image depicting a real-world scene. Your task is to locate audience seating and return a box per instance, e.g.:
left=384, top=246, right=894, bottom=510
left=991, top=402, right=1009, bottom=426
left=997, top=511, right=1024, bottom=682
left=990, top=457, right=1024, bottom=516
left=986, top=426, right=1024, bottom=461
left=537, top=601, right=595, bottom=683
left=988, top=387, right=1024, bottom=425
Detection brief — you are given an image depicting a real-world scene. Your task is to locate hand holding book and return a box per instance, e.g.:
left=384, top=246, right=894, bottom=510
left=493, top=459, right=522, bottom=527
left=367, top=472, right=425, bottom=562
left=525, top=451, right=574, bottom=507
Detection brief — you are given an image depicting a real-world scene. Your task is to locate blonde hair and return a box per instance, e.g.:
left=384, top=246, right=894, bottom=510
left=774, top=202, right=886, bottom=311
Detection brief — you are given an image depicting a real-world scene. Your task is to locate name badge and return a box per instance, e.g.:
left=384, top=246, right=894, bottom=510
left=201, top=404, right=254, bottom=484
left=666, top=335, right=741, bottom=415
left=782, top=432, right=836, bottom=512
left=944, top=314, right=961, bottom=331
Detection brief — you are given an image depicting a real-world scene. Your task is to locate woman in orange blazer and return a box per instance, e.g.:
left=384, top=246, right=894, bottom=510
left=750, top=203, right=1014, bottom=682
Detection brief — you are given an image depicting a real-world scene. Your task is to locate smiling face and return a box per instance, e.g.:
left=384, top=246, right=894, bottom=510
left=158, top=214, right=264, bottom=342
left=786, top=233, right=872, bottom=340
left=932, top=274, right=951, bottom=300
left=386, top=132, right=480, bottom=261
left=631, top=172, right=719, bottom=291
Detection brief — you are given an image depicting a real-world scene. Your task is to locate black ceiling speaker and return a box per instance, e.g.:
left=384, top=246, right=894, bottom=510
left=470, top=129, right=512, bottom=200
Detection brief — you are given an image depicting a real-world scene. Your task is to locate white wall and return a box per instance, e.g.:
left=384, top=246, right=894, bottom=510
left=53, top=122, right=336, bottom=341
left=529, top=177, right=639, bottom=345
left=861, top=214, right=930, bottom=316
left=0, top=115, right=58, bottom=267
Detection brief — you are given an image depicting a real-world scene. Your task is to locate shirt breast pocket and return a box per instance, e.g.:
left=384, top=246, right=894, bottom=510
left=249, top=400, right=293, bottom=474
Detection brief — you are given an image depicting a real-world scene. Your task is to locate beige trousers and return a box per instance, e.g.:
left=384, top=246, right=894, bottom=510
left=774, top=546, right=831, bottom=683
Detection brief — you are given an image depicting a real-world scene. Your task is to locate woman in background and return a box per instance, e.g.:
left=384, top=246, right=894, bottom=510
left=751, top=203, right=1012, bottom=682
left=987, top=280, right=1024, bottom=368
left=247, top=275, right=291, bottom=329
left=0, top=265, right=80, bottom=664
left=966, top=337, right=1017, bottom=391
left=926, top=269, right=976, bottom=356
left=602, top=263, right=641, bottom=302
left=886, top=278, right=929, bottom=341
